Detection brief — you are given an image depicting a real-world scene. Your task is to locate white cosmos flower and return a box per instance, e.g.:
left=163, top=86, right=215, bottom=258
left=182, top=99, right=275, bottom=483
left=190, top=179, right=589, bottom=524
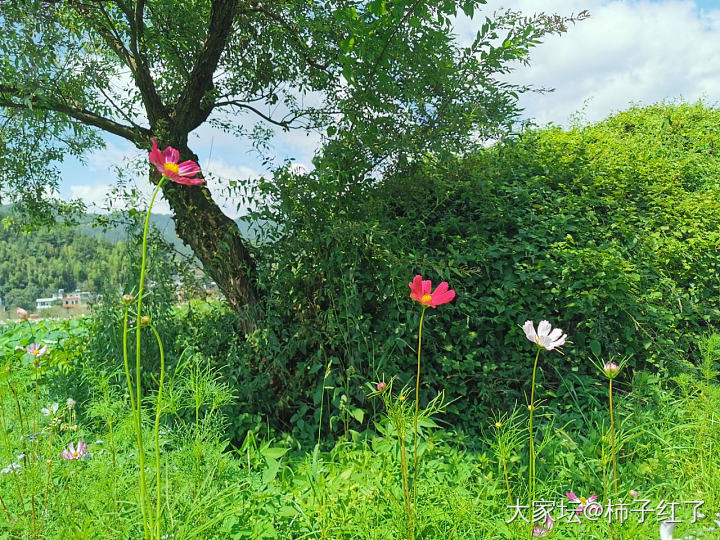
left=523, top=320, right=567, bottom=351
left=41, top=403, right=59, bottom=416
left=659, top=521, right=676, bottom=540
left=1, top=463, right=20, bottom=474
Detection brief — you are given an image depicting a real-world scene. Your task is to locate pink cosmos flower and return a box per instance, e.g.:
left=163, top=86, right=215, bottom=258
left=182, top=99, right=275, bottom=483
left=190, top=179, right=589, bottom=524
left=61, top=440, right=87, bottom=460
left=16, top=307, right=28, bottom=320
left=148, top=139, right=204, bottom=186
left=566, top=491, right=598, bottom=514
left=533, top=514, right=554, bottom=537
left=523, top=320, right=567, bottom=351
left=26, top=343, right=47, bottom=357
left=409, top=275, right=455, bottom=308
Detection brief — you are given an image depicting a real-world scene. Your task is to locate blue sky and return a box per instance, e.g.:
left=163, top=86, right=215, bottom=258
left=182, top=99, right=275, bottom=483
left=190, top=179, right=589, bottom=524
left=59, top=0, right=720, bottom=215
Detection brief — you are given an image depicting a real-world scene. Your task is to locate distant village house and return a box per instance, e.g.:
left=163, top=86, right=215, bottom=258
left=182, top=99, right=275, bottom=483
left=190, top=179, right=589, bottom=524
left=36, top=289, right=96, bottom=311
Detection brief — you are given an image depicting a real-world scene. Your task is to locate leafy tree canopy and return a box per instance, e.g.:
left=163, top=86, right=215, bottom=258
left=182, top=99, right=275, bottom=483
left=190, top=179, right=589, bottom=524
left=0, top=0, right=586, bottom=310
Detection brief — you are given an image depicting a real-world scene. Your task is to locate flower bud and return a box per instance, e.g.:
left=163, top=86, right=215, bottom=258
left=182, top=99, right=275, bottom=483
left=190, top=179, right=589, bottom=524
left=140, top=315, right=151, bottom=326
left=376, top=381, right=387, bottom=392
left=494, top=421, right=502, bottom=429
left=16, top=307, right=28, bottom=320
left=628, top=489, right=639, bottom=498
left=604, top=361, right=619, bottom=377
left=122, top=294, right=134, bottom=305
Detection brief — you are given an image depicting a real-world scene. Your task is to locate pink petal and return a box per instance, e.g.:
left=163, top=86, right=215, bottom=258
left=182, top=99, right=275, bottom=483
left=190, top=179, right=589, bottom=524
left=61, top=450, right=72, bottom=459
left=148, top=139, right=163, bottom=168
left=170, top=175, right=205, bottom=186
left=421, top=279, right=432, bottom=296
left=431, top=283, right=455, bottom=307
left=565, top=491, right=579, bottom=503
left=587, top=494, right=598, bottom=503
left=409, top=275, right=424, bottom=302
left=163, top=146, right=179, bottom=164
left=177, top=160, right=200, bottom=176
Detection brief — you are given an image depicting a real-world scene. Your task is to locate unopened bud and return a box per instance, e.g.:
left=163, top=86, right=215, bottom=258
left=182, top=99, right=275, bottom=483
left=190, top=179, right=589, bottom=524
left=604, top=361, right=619, bottom=377
left=122, top=294, right=134, bottom=305
left=16, top=307, right=28, bottom=320
left=376, top=382, right=387, bottom=392
left=140, top=316, right=151, bottom=326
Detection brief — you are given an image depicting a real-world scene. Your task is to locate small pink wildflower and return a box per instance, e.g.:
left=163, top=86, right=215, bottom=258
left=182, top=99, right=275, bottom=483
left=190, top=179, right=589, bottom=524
left=409, top=275, right=455, bottom=308
left=533, top=514, right=554, bottom=537
left=61, top=440, right=87, bottom=460
left=26, top=343, right=47, bottom=357
left=566, top=491, right=598, bottom=514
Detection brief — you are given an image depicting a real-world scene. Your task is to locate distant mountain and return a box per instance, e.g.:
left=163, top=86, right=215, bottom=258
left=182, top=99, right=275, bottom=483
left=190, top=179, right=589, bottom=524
left=75, top=212, right=264, bottom=254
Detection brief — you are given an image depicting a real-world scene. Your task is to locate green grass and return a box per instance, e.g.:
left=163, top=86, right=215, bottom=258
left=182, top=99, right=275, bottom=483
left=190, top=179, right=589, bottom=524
left=0, top=318, right=719, bottom=539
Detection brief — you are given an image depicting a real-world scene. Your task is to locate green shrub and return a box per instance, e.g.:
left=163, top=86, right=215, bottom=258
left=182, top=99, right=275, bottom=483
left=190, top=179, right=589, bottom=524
left=236, top=102, right=720, bottom=437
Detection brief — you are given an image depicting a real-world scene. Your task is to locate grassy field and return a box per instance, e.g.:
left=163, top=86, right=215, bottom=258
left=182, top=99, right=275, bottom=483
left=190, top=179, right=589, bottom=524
left=0, top=315, right=719, bottom=539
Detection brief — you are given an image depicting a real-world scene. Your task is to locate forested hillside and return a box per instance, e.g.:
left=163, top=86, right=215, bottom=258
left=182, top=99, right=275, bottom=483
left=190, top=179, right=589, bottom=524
left=0, top=226, right=126, bottom=310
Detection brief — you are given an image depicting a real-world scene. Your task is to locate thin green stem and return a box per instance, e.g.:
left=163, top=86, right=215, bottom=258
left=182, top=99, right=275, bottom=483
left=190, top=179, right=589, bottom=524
left=528, top=346, right=541, bottom=538
left=396, top=414, right=413, bottom=540
left=149, top=323, right=165, bottom=540
left=412, top=306, right=427, bottom=516
left=609, top=379, right=618, bottom=496
left=122, top=306, right=148, bottom=534
left=503, top=460, right=513, bottom=505
left=134, top=176, right=167, bottom=539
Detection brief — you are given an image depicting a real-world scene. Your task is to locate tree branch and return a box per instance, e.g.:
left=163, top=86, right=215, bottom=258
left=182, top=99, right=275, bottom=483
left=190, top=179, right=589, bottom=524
left=173, top=0, right=239, bottom=133
left=213, top=100, right=310, bottom=129
left=0, top=85, right=149, bottom=144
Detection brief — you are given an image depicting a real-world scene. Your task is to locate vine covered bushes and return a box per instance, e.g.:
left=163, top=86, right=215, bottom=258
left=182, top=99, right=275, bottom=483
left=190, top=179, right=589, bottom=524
left=217, top=102, right=720, bottom=438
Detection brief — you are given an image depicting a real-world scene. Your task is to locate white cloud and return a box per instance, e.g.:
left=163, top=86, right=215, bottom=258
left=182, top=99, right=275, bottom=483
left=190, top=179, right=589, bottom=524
left=456, top=0, right=720, bottom=125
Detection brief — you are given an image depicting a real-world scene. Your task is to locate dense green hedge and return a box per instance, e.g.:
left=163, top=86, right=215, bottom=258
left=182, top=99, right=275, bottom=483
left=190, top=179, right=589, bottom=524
left=195, top=102, right=720, bottom=441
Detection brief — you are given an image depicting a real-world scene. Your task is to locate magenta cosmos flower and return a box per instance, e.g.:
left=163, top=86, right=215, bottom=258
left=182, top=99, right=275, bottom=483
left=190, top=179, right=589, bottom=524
left=566, top=491, right=598, bottom=514
left=533, top=515, right=554, bottom=537
left=409, top=275, right=456, bottom=308
left=62, top=440, right=87, bottom=460
left=26, top=343, right=47, bottom=357
left=148, top=139, right=204, bottom=186
left=523, top=320, right=567, bottom=351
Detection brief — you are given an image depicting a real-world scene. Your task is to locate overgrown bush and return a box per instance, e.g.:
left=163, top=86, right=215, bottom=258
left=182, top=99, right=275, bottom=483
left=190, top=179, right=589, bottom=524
left=235, top=102, right=720, bottom=438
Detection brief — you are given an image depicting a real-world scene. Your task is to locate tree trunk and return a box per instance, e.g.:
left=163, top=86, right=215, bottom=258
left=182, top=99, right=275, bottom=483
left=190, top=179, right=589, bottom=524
left=155, top=142, right=260, bottom=320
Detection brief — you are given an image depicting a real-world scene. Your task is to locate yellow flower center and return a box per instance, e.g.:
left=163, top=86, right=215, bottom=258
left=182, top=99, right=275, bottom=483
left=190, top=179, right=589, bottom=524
left=580, top=496, right=587, bottom=505
left=163, top=162, right=179, bottom=174
left=32, top=349, right=39, bottom=355
left=73, top=451, right=78, bottom=457
left=421, top=294, right=432, bottom=304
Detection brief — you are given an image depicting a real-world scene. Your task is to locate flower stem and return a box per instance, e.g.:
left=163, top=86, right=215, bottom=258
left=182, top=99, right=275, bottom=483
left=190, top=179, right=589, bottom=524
left=412, top=306, right=427, bottom=517
left=528, top=346, right=541, bottom=537
left=609, top=378, right=618, bottom=496
left=396, top=413, right=414, bottom=540
left=133, top=176, right=166, bottom=539
left=149, top=323, right=165, bottom=540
